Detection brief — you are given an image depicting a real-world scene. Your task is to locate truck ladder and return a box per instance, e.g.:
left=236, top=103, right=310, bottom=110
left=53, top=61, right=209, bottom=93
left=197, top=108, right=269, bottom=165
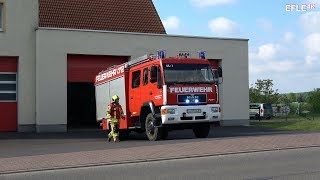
left=98, top=54, right=158, bottom=74
left=127, top=54, right=157, bottom=67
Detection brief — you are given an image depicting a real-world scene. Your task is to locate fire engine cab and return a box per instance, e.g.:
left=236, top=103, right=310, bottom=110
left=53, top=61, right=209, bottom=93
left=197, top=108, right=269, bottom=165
left=94, top=51, right=221, bottom=141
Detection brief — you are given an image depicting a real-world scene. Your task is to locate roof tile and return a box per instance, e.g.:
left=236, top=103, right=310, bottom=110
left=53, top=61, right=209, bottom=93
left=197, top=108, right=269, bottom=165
left=39, top=0, right=166, bottom=34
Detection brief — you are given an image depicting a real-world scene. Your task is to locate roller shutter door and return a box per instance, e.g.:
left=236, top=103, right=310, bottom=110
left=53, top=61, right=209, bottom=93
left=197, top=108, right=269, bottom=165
left=208, top=59, right=219, bottom=69
left=0, top=57, right=18, bottom=132
left=67, top=55, right=128, bottom=82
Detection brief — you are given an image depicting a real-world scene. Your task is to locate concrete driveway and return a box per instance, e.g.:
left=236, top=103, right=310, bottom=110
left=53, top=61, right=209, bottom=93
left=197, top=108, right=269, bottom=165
left=0, top=126, right=293, bottom=158
left=1, top=126, right=320, bottom=174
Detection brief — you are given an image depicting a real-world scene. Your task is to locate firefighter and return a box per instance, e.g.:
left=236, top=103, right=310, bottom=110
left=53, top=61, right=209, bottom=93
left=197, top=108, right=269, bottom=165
left=106, top=95, right=124, bottom=142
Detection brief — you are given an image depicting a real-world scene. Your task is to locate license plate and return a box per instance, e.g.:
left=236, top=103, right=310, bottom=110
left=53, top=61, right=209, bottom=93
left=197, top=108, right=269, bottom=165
left=187, top=109, right=201, bottom=114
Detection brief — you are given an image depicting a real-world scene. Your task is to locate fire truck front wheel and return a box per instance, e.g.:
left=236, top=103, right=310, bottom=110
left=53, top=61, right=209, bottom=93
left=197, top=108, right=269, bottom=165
left=145, top=113, right=163, bottom=141
left=192, top=124, right=210, bottom=138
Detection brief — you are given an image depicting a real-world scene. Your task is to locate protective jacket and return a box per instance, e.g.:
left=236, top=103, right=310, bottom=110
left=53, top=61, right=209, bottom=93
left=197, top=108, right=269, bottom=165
left=106, top=103, right=124, bottom=123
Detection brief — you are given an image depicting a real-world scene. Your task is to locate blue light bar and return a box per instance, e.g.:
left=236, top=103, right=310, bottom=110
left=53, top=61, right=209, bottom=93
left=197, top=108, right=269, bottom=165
left=158, top=50, right=166, bottom=58
left=199, top=51, right=206, bottom=59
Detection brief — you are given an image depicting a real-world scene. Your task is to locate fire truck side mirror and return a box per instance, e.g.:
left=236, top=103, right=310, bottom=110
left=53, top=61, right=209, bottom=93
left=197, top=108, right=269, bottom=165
left=212, top=69, right=219, bottom=85
left=217, top=66, right=222, bottom=77
left=215, top=77, right=219, bottom=85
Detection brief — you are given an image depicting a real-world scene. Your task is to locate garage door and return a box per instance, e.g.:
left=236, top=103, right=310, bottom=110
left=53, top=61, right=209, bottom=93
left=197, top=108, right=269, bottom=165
left=208, top=59, right=219, bottom=69
left=67, top=54, right=128, bottom=129
left=67, top=55, right=128, bottom=82
left=0, top=57, right=18, bottom=132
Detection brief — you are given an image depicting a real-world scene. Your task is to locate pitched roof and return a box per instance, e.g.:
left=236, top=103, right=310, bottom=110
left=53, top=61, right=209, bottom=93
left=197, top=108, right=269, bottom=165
left=39, top=0, right=166, bottom=34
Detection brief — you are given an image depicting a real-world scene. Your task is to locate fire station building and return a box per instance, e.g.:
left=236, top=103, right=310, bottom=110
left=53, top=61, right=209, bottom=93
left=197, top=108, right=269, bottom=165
left=0, top=0, right=249, bottom=132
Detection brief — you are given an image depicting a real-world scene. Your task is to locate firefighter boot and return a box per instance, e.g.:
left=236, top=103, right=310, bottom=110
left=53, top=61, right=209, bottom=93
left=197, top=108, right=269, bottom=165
left=107, top=133, right=112, bottom=142
left=107, top=137, right=112, bottom=142
left=114, top=136, right=120, bottom=142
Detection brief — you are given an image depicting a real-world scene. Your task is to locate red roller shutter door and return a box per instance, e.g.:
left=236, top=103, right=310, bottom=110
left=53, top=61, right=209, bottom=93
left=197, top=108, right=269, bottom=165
left=0, top=57, right=18, bottom=132
left=67, top=55, right=128, bottom=82
left=208, top=59, right=219, bottom=69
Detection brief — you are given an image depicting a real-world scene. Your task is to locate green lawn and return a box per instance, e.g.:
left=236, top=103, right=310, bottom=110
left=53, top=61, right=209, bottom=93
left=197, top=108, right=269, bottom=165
left=250, top=115, right=320, bottom=131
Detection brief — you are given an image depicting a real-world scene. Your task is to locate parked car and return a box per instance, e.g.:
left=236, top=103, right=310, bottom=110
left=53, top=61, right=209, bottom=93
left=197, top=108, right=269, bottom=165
left=249, top=103, right=273, bottom=120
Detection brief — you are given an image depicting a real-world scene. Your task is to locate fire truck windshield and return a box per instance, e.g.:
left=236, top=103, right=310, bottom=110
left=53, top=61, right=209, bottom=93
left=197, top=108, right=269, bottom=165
left=163, top=64, right=215, bottom=84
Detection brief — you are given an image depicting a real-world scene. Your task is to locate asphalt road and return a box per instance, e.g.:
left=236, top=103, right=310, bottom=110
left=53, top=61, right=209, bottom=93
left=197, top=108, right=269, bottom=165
left=0, top=127, right=292, bottom=158
left=1, top=147, right=320, bottom=180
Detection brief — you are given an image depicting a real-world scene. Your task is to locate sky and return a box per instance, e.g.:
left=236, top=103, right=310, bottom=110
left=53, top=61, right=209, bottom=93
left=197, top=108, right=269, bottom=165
left=152, top=0, right=320, bottom=93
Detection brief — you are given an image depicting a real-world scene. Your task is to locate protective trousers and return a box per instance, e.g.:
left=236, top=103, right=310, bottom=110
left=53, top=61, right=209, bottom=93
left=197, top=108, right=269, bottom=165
left=108, top=122, right=119, bottom=142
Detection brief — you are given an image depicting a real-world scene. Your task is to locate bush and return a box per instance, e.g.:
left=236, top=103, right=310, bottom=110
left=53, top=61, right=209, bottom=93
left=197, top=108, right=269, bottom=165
left=287, top=102, right=312, bottom=115
left=301, top=103, right=312, bottom=112
left=289, top=103, right=298, bottom=115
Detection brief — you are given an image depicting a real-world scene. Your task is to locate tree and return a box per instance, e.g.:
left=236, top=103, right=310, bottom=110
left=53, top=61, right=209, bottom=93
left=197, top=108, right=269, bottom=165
left=287, top=93, right=296, bottom=103
left=249, top=79, right=279, bottom=103
left=249, top=85, right=261, bottom=103
left=307, top=89, right=320, bottom=114
left=278, top=94, right=290, bottom=105
left=297, top=93, right=305, bottom=103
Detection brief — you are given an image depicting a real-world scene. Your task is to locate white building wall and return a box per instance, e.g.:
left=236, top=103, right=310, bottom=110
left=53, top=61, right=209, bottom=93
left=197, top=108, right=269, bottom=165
left=0, top=0, right=38, bottom=131
left=36, top=28, right=249, bottom=132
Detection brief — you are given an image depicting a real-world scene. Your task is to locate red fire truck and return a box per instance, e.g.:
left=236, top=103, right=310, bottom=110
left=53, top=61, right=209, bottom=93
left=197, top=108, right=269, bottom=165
left=94, top=51, right=221, bottom=141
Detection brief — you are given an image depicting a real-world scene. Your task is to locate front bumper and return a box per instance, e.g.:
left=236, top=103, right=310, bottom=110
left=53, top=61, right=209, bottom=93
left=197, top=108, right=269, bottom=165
left=161, top=105, right=221, bottom=125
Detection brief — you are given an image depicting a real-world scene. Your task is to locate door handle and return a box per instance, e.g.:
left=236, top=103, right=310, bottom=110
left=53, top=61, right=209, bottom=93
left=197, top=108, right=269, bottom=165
left=131, top=97, right=133, bottom=99
left=149, top=92, right=153, bottom=95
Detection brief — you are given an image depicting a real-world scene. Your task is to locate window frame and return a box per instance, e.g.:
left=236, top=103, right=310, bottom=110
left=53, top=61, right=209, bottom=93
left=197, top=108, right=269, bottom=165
left=150, top=66, right=158, bottom=83
left=0, top=72, right=17, bottom=102
left=142, top=68, right=148, bottom=86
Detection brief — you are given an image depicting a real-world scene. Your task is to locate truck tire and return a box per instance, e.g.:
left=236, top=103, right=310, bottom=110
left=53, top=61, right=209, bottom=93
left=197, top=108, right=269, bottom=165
left=193, top=124, right=210, bottom=138
left=145, top=113, right=162, bottom=141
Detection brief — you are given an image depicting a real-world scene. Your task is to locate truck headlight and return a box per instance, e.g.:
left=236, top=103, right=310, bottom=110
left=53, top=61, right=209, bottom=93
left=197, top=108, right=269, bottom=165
left=211, top=107, right=219, bottom=113
left=161, top=108, right=176, bottom=115
left=167, top=109, right=176, bottom=114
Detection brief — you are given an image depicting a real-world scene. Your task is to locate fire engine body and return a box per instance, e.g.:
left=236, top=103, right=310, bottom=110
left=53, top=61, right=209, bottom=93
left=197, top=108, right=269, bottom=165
left=94, top=52, right=221, bottom=141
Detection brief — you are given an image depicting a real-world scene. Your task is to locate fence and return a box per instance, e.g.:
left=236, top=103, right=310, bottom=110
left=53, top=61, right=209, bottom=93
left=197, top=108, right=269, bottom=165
left=272, top=102, right=319, bottom=120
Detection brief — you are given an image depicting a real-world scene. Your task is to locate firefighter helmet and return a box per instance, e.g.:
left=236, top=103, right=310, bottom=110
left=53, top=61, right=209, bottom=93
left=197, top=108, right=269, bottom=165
left=111, top=95, right=120, bottom=102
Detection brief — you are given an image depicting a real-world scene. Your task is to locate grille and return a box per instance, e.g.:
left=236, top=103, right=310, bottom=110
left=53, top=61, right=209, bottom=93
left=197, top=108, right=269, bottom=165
left=195, top=116, right=206, bottom=120
left=180, top=116, right=193, bottom=120
left=177, top=94, right=206, bottom=104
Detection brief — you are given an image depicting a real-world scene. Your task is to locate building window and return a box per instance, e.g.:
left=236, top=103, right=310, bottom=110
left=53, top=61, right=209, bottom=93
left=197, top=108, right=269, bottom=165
left=0, top=3, right=3, bottom=31
left=0, top=73, right=17, bottom=102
